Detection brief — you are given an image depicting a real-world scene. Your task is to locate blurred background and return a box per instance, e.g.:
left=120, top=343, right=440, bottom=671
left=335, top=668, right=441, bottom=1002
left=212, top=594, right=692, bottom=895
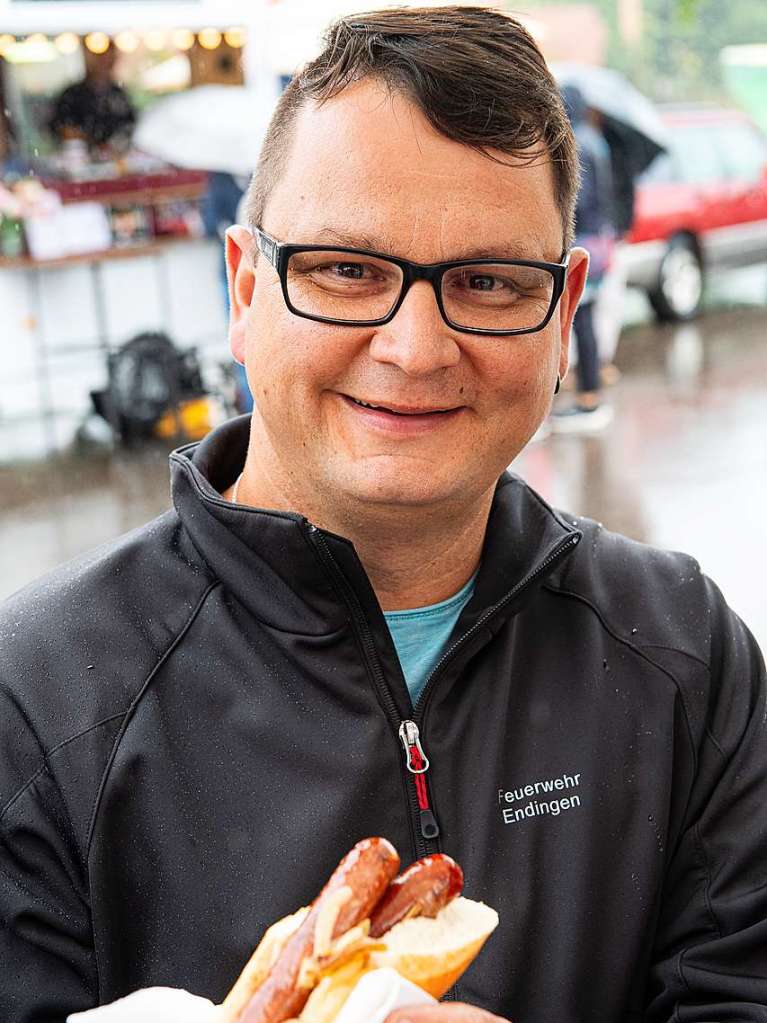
left=1, top=0, right=765, bottom=647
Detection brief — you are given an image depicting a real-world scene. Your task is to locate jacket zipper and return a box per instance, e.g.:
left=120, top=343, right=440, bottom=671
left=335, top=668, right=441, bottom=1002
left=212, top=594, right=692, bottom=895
left=306, top=525, right=432, bottom=857
left=306, top=523, right=580, bottom=858
left=399, top=719, right=440, bottom=842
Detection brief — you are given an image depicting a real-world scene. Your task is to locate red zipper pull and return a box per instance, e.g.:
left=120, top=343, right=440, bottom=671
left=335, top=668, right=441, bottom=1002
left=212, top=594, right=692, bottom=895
left=399, top=720, right=440, bottom=840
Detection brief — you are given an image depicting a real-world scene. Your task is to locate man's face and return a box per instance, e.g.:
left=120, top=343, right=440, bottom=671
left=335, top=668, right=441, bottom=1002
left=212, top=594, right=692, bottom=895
left=228, top=79, right=587, bottom=515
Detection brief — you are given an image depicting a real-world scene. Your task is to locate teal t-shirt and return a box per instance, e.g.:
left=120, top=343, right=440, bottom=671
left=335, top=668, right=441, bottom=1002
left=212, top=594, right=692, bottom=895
left=384, top=571, right=478, bottom=709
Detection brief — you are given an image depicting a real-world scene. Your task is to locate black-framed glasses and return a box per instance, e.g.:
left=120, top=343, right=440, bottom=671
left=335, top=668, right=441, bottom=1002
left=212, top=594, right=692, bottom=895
left=254, top=227, right=570, bottom=336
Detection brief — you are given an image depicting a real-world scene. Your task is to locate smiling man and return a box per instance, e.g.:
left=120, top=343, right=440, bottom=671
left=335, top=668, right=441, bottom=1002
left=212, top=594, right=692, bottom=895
left=1, top=8, right=766, bottom=1023
left=223, top=68, right=582, bottom=614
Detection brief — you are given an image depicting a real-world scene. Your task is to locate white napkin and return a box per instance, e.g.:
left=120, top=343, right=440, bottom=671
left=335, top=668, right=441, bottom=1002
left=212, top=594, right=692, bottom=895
left=66, top=969, right=434, bottom=1023
left=334, top=968, right=436, bottom=1023
left=67, top=987, right=219, bottom=1022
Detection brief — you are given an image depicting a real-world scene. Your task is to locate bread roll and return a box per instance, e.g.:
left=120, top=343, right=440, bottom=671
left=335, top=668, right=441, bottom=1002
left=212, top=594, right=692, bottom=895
left=222, top=862, right=498, bottom=1023
left=370, top=896, right=499, bottom=999
left=290, top=896, right=499, bottom=1023
left=221, top=907, right=309, bottom=1022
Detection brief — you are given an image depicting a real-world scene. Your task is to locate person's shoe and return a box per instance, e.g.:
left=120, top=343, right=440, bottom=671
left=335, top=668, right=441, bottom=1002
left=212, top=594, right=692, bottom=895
left=550, top=403, right=614, bottom=435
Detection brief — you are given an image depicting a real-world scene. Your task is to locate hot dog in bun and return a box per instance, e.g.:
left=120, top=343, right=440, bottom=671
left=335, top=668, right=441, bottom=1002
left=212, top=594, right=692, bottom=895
left=221, top=837, right=498, bottom=1023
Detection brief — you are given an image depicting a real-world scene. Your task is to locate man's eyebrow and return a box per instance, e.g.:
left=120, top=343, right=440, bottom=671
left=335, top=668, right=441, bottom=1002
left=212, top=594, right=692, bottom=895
left=312, top=228, right=559, bottom=263
left=313, top=227, right=390, bottom=250
left=444, top=243, right=555, bottom=262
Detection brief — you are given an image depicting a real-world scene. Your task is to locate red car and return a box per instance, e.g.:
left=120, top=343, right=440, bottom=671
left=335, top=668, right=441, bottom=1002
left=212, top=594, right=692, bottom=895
left=625, top=104, right=767, bottom=320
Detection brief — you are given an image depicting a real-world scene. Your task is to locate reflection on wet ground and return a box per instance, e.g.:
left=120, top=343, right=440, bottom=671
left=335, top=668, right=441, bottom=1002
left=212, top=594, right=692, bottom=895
left=1, top=297, right=766, bottom=650
left=514, top=305, right=767, bottom=647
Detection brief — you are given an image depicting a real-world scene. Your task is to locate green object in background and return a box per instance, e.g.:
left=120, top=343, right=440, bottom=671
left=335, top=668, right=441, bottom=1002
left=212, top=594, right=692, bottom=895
left=721, top=46, right=767, bottom=133
left=0, top=216, right=24, bottom=258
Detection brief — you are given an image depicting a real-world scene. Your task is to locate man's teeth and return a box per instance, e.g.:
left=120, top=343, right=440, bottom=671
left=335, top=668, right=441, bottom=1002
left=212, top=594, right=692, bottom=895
left=353, top=398, right=404, bottom=414
left=351, top=397, right=446, bottom=415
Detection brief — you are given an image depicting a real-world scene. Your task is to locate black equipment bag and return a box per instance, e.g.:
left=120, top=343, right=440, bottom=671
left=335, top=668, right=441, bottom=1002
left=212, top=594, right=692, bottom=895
left=92, top=331, right=206, bottom=444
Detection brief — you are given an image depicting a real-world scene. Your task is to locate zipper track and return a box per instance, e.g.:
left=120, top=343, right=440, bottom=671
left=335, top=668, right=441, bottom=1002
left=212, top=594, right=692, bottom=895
left=307, top=522, right=581, bottom=859
left=306, top=524, right=430, bottom=858
left=412, top=529, right=580, bottom=1004
left=413, top=531, right=581, bottom=725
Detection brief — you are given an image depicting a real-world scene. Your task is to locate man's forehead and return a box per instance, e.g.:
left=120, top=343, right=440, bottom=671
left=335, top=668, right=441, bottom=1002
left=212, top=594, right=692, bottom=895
left=271, top=80, right=564, bottom=259
left=294, top=81, right=544, bottom=170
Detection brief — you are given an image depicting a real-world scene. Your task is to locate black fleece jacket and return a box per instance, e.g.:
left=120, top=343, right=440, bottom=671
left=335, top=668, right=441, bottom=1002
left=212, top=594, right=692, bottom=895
left=1, top=416, right=765, bottom=1022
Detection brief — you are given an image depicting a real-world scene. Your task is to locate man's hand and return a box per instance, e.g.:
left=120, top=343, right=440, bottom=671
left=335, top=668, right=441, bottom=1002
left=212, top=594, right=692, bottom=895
left=385, top=1003, right=511, bottom=1023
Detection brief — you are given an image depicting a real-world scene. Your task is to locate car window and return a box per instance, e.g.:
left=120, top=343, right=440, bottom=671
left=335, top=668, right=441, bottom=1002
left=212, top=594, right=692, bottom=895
left=640, top=152, right=676, bottom=185
left=669, top=124, right=727, bottom=185
left=715, top=122, right=767, bottom=184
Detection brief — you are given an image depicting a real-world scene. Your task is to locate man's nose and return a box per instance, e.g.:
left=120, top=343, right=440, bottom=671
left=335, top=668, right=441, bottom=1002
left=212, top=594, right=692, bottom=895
left=368, top=280, right=462, bottom=376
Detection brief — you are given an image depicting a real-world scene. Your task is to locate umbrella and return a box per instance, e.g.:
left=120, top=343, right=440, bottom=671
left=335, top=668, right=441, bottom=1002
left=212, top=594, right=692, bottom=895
left=551, top=63, right=669, bottom=174
left=134, top=83, right=279, bottom=177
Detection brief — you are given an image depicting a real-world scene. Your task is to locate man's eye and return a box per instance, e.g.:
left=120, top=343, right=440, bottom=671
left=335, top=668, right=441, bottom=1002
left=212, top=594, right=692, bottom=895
left=455, top=272, right=514, bottom=294
left=333, top=262, right=366, bottom=279
left=468, top=274, right=502, bottom=292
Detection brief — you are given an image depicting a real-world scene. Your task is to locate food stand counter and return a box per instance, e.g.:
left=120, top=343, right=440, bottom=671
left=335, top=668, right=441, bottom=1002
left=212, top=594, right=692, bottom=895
left=0, top=167, right=228, bottom=461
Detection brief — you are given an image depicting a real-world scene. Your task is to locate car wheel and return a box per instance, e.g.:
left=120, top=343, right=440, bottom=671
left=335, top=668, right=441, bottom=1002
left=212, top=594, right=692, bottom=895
left=648, top=235, right=704, bottom=321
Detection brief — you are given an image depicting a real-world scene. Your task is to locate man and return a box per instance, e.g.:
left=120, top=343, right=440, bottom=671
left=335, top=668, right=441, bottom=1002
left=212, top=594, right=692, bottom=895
left=1, top=8, right=765, bottom=1023
left=49, top=40, right=135, bottom=149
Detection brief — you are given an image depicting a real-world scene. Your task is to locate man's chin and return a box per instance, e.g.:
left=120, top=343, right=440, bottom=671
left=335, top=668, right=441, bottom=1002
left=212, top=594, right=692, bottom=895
left=333, top=470, right=465, bottom=511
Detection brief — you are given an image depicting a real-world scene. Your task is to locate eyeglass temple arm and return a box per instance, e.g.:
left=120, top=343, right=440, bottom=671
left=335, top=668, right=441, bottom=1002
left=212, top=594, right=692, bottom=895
left=254, top=227, right=279, bottom=268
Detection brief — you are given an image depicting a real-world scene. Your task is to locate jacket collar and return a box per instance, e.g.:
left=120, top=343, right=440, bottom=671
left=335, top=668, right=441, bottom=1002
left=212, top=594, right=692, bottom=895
left=169, top=416, right=580, bottom=634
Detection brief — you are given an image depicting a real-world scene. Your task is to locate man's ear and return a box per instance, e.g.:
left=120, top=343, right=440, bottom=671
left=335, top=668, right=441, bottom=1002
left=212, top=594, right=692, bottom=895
left=557, top=246, right=589, bottom=379
left=226, top=226, right=257, bottom=365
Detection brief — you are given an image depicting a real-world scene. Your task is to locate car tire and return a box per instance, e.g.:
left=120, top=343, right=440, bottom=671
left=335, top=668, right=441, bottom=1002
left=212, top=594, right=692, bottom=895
left=648, top=235, right=704, bottom=321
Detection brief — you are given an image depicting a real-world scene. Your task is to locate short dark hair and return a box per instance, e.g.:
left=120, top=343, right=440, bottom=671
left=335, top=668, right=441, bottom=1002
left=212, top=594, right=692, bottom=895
left=246, top=5, right=578, bottom=249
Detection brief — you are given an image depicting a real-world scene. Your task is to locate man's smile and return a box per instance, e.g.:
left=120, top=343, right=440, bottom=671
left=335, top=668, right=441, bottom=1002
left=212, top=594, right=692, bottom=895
left=344, top=394, right=462, bottom=415
left=339, top=393, right=466, bottom=432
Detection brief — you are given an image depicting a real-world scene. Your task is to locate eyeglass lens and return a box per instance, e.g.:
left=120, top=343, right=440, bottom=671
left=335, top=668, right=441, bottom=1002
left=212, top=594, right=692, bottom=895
left=285, top=251, right=555, bottom=331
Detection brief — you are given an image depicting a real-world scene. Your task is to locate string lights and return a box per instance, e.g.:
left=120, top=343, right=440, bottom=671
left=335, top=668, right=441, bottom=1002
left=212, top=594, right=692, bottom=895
left=171, top=29, right=196, bottom=52
left=84, top=32, right=110, bottom=55
left=197, top=28, right=223, bottom=51
left=223, top=28, right=246, bottom=49
left=54, top=32, right=80, bottom=55
left=114, top=31, right=140, bottom=54
left=0, top=28, right=247, bottom=61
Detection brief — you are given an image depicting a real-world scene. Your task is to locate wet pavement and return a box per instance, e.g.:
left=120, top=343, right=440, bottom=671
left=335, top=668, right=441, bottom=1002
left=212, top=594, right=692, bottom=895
left=515, top=305, right=767, bottom=648
left=1, top=274, right=766, bottom=650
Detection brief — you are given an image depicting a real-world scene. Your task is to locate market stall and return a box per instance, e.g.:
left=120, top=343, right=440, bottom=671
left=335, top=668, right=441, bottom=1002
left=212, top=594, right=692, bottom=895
left=0, top=2, right=262, bottom=460
left=0, top=0, right=514, bottom=460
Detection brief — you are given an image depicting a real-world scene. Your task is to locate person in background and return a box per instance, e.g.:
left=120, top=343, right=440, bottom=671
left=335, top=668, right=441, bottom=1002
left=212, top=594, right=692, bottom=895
left=552, top=83, right=616, bottom=433
left=201, top=171, right=254, bottom=414
left=594, top=110, right=638, bottom=381
left=49, top=41, right=135, bottom=150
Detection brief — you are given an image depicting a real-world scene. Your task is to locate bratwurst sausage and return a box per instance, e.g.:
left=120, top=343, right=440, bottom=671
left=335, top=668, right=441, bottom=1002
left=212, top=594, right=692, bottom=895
left=369, top=853, right=464, bottom=938
left=239, top=837, right=400, bottom=1023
